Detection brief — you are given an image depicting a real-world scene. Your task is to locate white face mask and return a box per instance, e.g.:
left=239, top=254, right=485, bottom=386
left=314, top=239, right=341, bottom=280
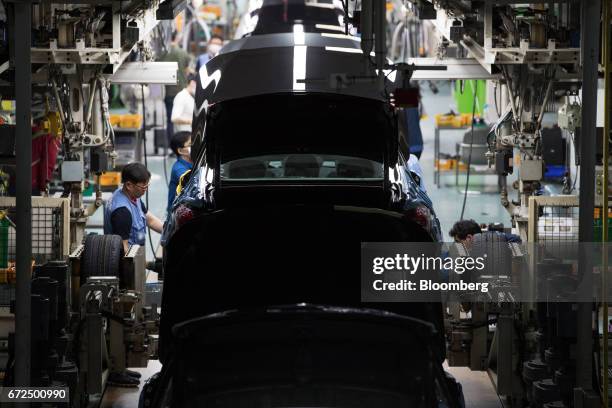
left=180, top=146, right=191, bottom=157
left=207, top=43, right=222, bottom=57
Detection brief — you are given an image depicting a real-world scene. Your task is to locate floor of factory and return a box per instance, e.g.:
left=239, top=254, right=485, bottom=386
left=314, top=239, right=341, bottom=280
left=96, top=82, right=516, bottom=406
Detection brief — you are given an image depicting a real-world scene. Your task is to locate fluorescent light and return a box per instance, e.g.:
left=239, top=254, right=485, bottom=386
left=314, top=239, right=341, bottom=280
left=305, top=3, right=335, bottom=9
left=315, top=24, right=344, bottom=32
left=111, top=62, right=178, bottom=84
left=324, top=46, right=363, bottom=54
left=293, top=45, right=307, bottom=91
left=293, top=24, right=305, bottom=45
left=321, top=33, right=359, bottom=40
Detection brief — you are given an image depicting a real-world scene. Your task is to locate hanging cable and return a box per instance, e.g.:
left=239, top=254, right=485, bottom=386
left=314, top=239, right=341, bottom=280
left=460, top=80, right=478, bottom=220
left=162, top=94, right=169, bottom=186
left=141, top=84, right=156, bottom=278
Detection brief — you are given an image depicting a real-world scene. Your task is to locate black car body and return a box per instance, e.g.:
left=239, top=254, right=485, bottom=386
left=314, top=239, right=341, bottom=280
left=154, top=1, right=450, bottom=405
left=140, top=305, right=463, bottom=408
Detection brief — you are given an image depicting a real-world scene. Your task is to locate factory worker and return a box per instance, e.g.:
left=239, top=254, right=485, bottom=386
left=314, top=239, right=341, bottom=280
left=171, top=74, right=197, bottom=134
left=167, top=131, right=193, bottom=215
left=104, top=162, right=164, bottom=254
left=196, top=34, right=224, bottom=72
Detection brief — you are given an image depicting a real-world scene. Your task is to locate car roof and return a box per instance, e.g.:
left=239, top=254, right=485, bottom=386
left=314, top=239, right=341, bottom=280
left=235, top=0, right=346, bottom=38
left=194, top=31, right=402, bottom=111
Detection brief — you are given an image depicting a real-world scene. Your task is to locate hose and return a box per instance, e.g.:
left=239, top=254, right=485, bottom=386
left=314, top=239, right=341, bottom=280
left=141, top=85, right=157, bottom=279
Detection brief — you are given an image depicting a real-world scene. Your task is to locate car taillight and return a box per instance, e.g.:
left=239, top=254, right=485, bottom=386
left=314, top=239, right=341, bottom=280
left=175, top=204, right=195, bottom=228
left=407, top=205, right=432, bottom=231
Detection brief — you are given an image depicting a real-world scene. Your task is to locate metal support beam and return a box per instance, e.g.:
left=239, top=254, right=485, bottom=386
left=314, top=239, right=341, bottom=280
left=406, top=58, right=500, bottom=80
left=360, top=0, right=372, bottom=55
left=14, top=0, right=32, bottom=389
left=373, top=0, right=386, bottom=73
left=483, top=2, right=493, bottom=50
left=576, top=0, right=600, bottom=399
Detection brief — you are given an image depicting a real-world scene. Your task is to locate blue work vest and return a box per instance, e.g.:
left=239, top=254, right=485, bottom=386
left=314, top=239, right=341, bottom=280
left=405, top=107, right=423, bottom=154
left=104, top=188, right=147, bottom=246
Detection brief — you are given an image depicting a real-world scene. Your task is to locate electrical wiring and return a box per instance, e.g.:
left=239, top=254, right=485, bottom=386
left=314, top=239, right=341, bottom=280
left=342, top=0, right=349, bottom=34
left=566, top=130, right=579, bottom=193
left=162, top=99, right=169, bottom=186
left=486, top=98, right=513, bottom=154
left=493, top=83, right=501, bottom=117
left=140, top=84, right=157, bottom=280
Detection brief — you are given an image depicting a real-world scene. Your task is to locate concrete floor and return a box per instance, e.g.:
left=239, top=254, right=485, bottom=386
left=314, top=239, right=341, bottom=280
left=100, top=360, right=162, bottom=408
left=447, top=366, right=506, bottom=408
left=101, top=362, right=503, bottom=407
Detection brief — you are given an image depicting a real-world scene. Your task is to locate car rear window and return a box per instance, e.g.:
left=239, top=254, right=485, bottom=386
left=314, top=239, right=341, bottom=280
left=221, top=154, right=384, bottom=180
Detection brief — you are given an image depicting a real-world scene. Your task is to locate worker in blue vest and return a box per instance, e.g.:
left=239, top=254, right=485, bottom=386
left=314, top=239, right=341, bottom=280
left=104, top=162, right=163, bottom=253
left=167, top=131, right=193, bottom=215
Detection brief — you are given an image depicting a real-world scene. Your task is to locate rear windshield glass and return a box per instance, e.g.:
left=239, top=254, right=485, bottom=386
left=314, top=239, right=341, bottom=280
left=210, top=94, right=391, bottom=180
left=221, top=154, right=383, bottom=180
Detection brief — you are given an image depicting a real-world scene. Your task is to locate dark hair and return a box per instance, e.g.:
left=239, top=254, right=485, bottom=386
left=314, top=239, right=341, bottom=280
left=186, top=73, right=197, bottom=83
left=170, top=132, right=191, bottom=156
left=121, top=162, right=151, bottom=184
left=210, top=34, right=224, bottom=42
left=449, top=219, right=481, bottom=240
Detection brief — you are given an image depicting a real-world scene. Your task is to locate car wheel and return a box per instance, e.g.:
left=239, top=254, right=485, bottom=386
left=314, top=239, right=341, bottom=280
left=81, top=234, right=124, bottom=280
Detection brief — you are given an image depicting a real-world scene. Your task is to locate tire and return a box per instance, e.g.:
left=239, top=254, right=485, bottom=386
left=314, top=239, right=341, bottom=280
left=81, top=234, right=124, bottom=281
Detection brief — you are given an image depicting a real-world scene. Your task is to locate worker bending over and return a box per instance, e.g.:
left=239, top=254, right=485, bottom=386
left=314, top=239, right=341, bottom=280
left=449, top=219, right=521, bottom=248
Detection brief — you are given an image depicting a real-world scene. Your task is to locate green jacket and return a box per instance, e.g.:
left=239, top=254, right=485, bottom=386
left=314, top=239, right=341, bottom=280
left=160, top=45, right=192, bottom=98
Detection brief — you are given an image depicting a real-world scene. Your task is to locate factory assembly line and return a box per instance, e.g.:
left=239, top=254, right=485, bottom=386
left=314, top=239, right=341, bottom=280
left=0, top=0, right=611, bottom=407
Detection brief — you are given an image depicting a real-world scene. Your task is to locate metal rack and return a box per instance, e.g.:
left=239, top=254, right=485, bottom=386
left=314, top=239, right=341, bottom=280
left=527, top=195, right=580, bottom=244
left=0, top=197, right=70, bottom=307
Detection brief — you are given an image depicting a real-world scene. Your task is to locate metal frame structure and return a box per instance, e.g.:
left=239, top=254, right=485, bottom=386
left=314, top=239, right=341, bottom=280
left=409, top=1, right=584, bottom=242
left=7, top=0, right=179, bottom=393
left=14, top=0, right=33, bottom=390
left=576, top=1, right=600, bottom=404
left=415, top=1, right=604, bottom=405
left=3, top=0, right=608, bottom=404
left=527, top=195, right=579, bottom=243
left=0, top=196, right=71, bottom=260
